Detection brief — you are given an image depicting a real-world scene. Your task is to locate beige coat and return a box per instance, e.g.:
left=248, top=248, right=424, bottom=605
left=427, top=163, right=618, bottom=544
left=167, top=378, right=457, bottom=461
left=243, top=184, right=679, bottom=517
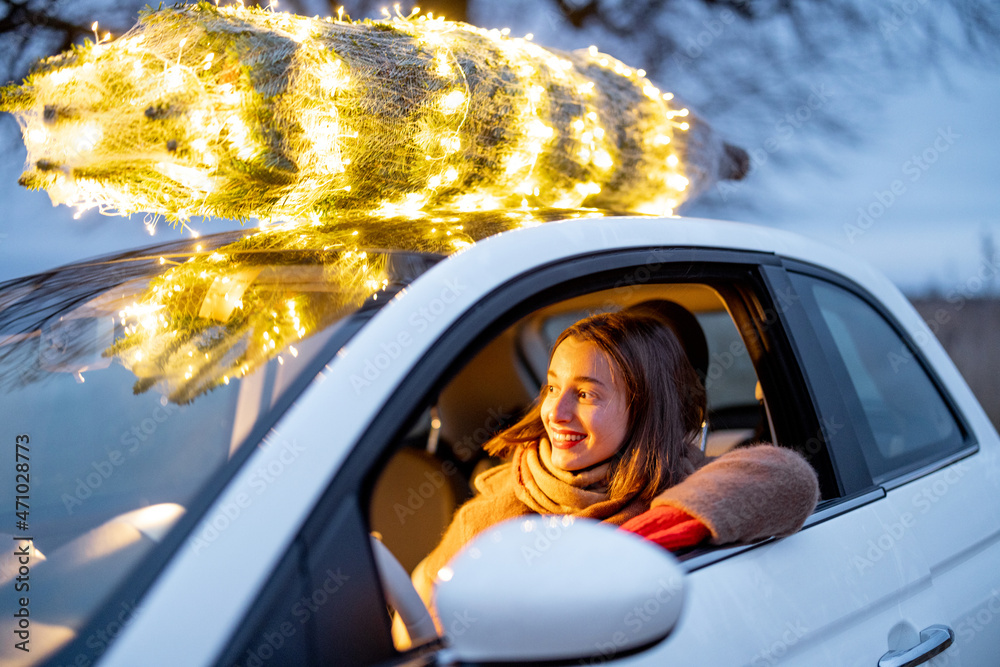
left=411, top=443, right=820, bottom=607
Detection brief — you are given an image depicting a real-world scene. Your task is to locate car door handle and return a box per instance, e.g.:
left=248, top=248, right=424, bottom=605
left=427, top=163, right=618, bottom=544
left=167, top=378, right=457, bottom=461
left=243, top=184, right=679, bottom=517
left=878, top=624, right=955, bottom=667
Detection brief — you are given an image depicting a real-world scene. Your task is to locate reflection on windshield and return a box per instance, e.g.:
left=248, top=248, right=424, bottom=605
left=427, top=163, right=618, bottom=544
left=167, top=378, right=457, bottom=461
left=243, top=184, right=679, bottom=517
left=0, top=238, right=437, bottom=665
left=109, top=248, right=389, bottom=404
left=4, top=208, right=606, bottom=405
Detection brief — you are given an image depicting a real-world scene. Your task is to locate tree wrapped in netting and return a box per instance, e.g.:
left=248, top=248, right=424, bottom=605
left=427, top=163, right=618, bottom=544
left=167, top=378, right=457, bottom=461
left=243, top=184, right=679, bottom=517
left=1, top=1, right=740, bottom=224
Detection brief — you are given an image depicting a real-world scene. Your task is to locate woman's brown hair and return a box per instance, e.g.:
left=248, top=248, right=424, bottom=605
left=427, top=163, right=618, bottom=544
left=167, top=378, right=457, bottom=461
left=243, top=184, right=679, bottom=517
left=486, top=311, right=706, bottom=502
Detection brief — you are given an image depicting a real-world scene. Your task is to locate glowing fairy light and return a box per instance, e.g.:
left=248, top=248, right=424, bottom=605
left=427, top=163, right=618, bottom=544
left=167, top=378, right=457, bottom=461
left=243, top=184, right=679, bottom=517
left=439, top=90, right=466, bottom=114
left=26, top=128, right=47, bottom=146
left=1, top=2, right=731, bottom=225
left=145, top=211, right=528, bottom=308
left=592, top=150, right=613, bottom=170
left=1, top=5, right=745, bottom=407
left=668, top=174, right=689, bottom=191
left=107, top=230, right=395, bottom=403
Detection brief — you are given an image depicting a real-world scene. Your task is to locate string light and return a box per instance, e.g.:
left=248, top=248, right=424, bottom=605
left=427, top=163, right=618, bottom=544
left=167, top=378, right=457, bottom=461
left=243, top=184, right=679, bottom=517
left=0, top=4, right=739, bottom=403
left=102, top=207, right=605, bottom=402
left=1, top=2, right=717, bottom=226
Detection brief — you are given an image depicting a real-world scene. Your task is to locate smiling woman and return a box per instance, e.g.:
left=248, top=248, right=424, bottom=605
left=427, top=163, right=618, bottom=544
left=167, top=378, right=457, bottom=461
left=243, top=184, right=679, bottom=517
left=402, top=310, right=821, bottom=641
left=541, top=313, right=703, bottom=487
left=490, top=312, right=705, bottom=508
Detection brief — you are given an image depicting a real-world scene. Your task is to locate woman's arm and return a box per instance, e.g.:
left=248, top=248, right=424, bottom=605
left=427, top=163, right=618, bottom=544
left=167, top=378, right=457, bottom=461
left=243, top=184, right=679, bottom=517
left=411, top=463, right=530, bottom=608
left=650, top=444, right=820, bottom=545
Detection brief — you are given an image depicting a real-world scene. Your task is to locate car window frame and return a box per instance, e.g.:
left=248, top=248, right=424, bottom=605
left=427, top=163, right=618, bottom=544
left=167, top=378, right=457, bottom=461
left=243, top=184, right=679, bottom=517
left=223, top=246, right=846, bottom=665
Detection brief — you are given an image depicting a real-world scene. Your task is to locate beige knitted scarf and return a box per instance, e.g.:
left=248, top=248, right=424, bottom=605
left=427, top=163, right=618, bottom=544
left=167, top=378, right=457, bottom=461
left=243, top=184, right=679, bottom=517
left=511, top=438, right=649, bottom=525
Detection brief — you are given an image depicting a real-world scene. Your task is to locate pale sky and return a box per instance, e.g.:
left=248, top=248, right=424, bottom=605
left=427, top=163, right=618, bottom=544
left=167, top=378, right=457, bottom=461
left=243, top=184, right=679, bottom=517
left=701, top=62, right=1000, bottom=295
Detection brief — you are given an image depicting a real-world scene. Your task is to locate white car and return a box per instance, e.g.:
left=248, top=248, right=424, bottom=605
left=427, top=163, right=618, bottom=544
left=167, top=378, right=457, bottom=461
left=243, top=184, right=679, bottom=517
left=1, top=212, right=998, bottom=666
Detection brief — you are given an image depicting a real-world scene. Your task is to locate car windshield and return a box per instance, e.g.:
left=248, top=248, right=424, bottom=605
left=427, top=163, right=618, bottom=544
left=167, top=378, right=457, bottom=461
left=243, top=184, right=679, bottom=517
left=0, top=228, right=440, bottom=664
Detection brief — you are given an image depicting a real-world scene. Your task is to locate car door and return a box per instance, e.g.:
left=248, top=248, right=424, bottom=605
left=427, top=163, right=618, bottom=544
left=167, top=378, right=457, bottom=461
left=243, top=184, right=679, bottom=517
left=781, top=266, right=1000, bottom=666
left=205, top=240, right=873, bottom=664
left=209, top=239, right=841, bottom=666
left=582, top=263, right=968, bottom=667
left=634, top=262, right=1000, bottom=667
left=177, top=221, right=994, bottom=667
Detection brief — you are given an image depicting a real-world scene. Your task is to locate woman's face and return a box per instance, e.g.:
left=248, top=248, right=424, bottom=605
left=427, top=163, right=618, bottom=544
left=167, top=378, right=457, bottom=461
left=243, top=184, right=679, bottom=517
left=541, top=336, right=630, bottom=471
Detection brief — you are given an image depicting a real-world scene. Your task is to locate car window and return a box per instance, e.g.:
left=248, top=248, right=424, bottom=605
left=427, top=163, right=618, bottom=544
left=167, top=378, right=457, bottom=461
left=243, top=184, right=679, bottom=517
left=789, top=273, right=967, bottom=482
left=367, top=274, right=825, bottom=650
left=695, top=310, right=759, bottom=417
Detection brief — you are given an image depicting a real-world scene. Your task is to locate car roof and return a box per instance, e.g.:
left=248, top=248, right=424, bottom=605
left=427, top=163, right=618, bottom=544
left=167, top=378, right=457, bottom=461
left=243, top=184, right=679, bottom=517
left=0, top=211, right=908, bottom=341
left=458, top=213, right=904, bottom=308
left=1, top=212, right=879, bottom=285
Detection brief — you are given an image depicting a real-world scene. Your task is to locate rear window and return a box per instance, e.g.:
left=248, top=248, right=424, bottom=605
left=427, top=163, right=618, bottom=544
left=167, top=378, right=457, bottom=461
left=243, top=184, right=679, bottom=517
left=790, top=273, right=967, bottom=482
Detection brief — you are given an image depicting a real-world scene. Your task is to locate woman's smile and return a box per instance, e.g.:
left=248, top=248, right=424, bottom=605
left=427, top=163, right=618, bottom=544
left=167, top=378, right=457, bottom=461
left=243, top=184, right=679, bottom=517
left=550, top=429, right=587, bottom=448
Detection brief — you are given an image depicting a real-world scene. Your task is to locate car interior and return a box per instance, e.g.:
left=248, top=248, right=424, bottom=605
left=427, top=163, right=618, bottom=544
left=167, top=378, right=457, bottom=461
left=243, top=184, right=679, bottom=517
left=368, top=282, right=770, bottom=575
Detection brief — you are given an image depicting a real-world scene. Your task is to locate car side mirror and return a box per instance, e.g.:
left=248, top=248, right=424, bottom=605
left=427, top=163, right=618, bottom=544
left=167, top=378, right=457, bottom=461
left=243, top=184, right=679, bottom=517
left=434, top=516, right=685, bottom=664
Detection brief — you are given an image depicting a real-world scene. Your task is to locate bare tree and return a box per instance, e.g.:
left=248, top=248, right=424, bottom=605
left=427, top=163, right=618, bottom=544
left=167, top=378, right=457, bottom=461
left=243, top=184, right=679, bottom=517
left=0, top=0, right=355, bottom=84
left=4, top=0, right=997, bottom=126
left=1, top=1, right=139, bottom=84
